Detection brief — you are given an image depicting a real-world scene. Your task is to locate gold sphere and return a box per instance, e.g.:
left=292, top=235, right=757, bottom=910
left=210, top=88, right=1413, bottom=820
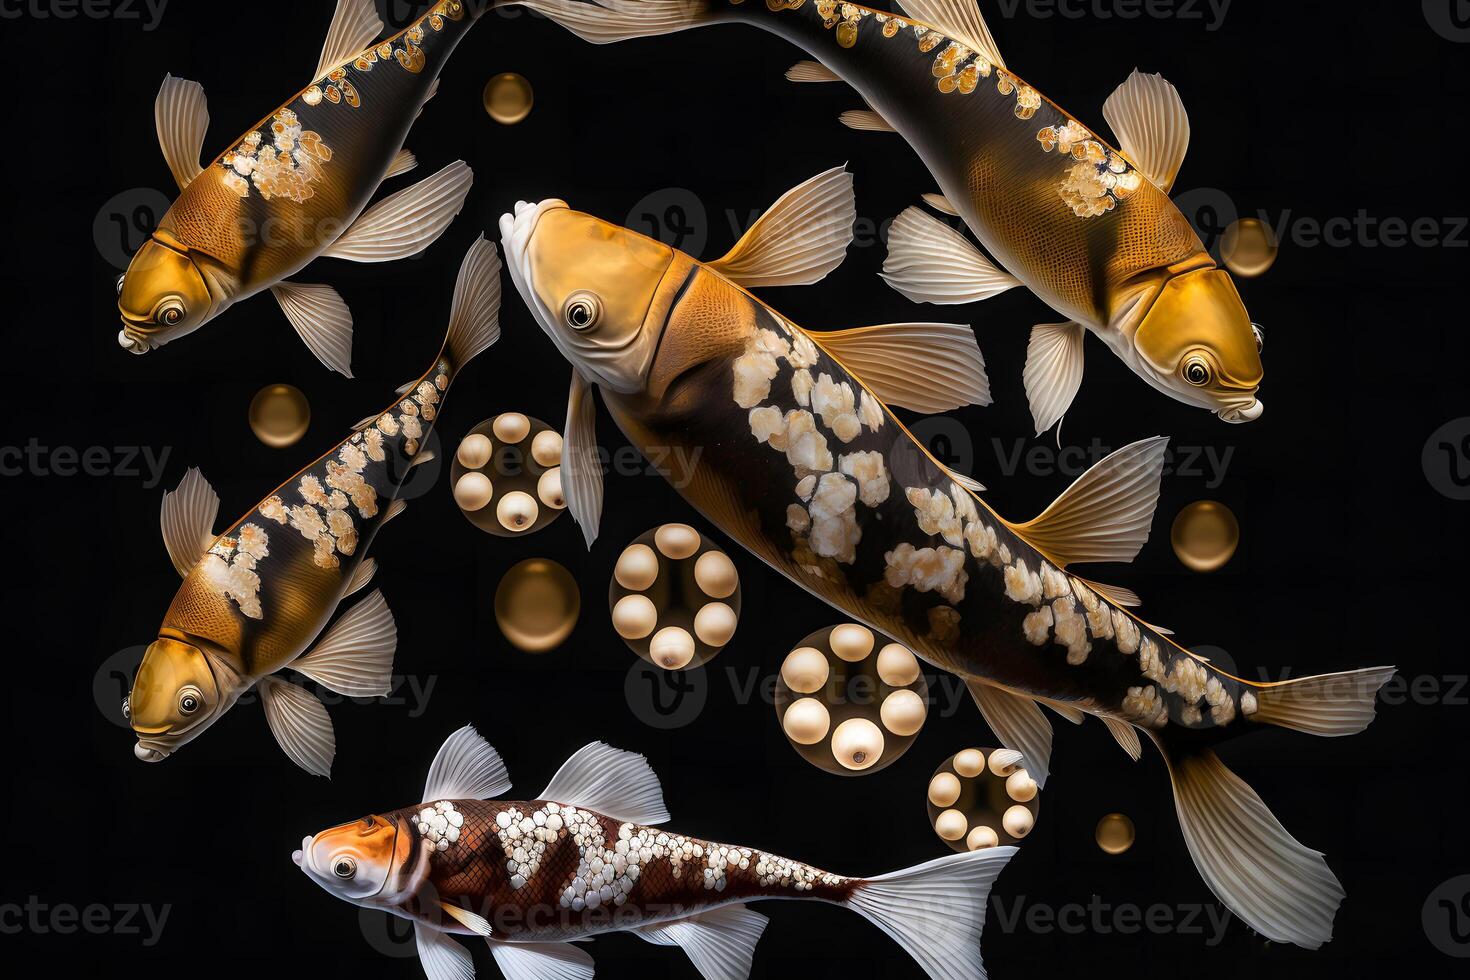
left=1222, top=218, right=1279, bottom=278
left=1170, top=500, right=1241, bottom=572
left=483, top=73, right=534, bottom=125
left=1095, top=812, right=1136, bottom=855
left=248, top=384, right=310, bottom=448
left=493, top=558, right=580, bottom=653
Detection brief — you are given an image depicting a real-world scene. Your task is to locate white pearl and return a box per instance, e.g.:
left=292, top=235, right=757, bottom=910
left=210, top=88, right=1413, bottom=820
left=455, top=434, right=492, bottom=470
left=531, top=429, right=563, bottom=466
left=613, top=544, right=659, bottom=591
left=693, top=550, right=739, bottom=598
left=492, top=413, right=531, bottom=443
left=829, top=623, right=875, bottom=662
left=953, top=748, right=985, bottom=777
left=612, top=595, right=658, bottom=640
left=928, top=772, right=962, bottom=807
left=875, top=643, right=920, bottom=686
left=780, top=647, right=829, bottom=694
left=1003, top=804, right=1035, bottom=838
left=1006, top=769, right=1038, bottom=803
left=496, top=490, right=538, bottom=532
left=536, top=467, right=566, bottom=509
left=934, top=808, right=969, bottom=841
left=879, top=688, right=927, bottom=737
left=649, top=626, right=696, bottom=669
left=782, top=697, right=831, bottom=745
left=989, top=749, right=1024, bottom=777
left=967, top=826, right=1000, bottom=850
left=830, top=717, right=885, bottom=771
left=693, top=602, right=738, bottom=647
left=653, top=523, right=701, bottom=559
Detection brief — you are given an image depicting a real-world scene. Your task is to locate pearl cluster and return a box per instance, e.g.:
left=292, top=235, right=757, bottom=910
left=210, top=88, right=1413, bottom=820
left=557, top=814, right=655, bottom=911
left=699, top=842, right=753, bottom=893
left=754, top=852, right=842, bottom=893
left=494, top=804, right=564, bottom=890
left=414, top=800, right=465, bottom=853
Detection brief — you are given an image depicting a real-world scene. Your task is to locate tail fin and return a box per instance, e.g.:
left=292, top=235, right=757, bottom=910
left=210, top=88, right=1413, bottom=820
left=444, top=236, right=502, bottom=372
left=847, top=847, right=1016, bottom=980
left=1250, top=665, right=1395, bottom=736
left=514, top=0, right=710, bottom=43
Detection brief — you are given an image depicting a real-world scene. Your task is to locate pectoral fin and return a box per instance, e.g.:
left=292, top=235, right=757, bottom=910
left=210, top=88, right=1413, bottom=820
left=423, top=725, right=512, bottom=801
left=540, top=742, right=670, bottom=825
left=634, top=905, right=770, bottom=980
left=1023, top=321, right=1085, bottom=436
left=322, top=161, right=473, bottom=263
left=921, top=192, right=959, bottom=216
left=1102, top=715, right=1142, bottom=761
left=489, top=942, right=594, bottom=980
left=1102, top=69, right=1190, bottom=193
left=786, top=60, right=841, bottom=82
left=314, top=0, right=383, bottom=80
left=563, top=371, right=604, bottom=549
left=381, top=498, right=408, bottom=526
left=440, top=903, right=493, bottom=937
left=292, top=589, right=396, bottom=697
left=898, top=1, right=1007, bottom=69
left=839, top=108, right=896, bottom=133
left=257, top=676, right=334, bottom=777
left=811, top=322, right=990, bottom=412
left=707, top=165, right=855, bottom=288
left=271, top=281, right=354, bottom=377
left=966, top=679, right=1053, bottom=787
left=415, top=923, right=475, bottom=980
left=343, top=557, right=377, bottom=598
left=1007, top=436, right=1170, bottom=567
left=384, top=148, right=418, bottom=180
left=155, top=74, right=209, bottom=191
left=161, top=467, right=219, bottom=577
left=881, top=206, right=1020, bottom=305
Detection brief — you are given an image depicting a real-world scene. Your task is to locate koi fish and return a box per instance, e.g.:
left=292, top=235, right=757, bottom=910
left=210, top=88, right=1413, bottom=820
left=125, top=238, right=501, bottom=773
left=507, top=0, right=1265, bottom=430
left=116, top=0, right=482, bottom=375
left=295, top=725, right=1016, bottom=979
left=497, top=180, right=1393, bottom=950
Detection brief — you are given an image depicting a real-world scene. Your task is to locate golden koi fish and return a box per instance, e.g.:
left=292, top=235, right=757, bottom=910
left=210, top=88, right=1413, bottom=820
left=126, top=238, right=501, bottom=774
left=507, top=0, right=1266, bottom=429
left=497, top=176, right=1392, bottom=950
left=296, top=725, right=1015, bottom=979
left=116, top=0, right=480, bottom=375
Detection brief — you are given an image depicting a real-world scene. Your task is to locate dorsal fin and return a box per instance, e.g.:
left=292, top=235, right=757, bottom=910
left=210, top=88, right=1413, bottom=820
left=707, top=165, right=855, bottom=288
left=898, top=1, right=1006, bottom=69
left=1076, top=576, right=1141, bottom=608
left=155, top=75, right=209, bottom=191
left=423, top=725, right=512, bottom=801
left=161, top=467, right=219, bottom=577
left=810, top=322, right=990, bottom=413
left=1006, top=436, right=1169, bottom=568
left=315, top=0, right=384, bottom=80
left=1102, top=70, right=1190, bottom=192
left=539, top=743, right=670, bottom=825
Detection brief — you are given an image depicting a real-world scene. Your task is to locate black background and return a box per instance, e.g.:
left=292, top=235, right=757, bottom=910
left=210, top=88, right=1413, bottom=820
left=2, top=1, right=1466, bottom=976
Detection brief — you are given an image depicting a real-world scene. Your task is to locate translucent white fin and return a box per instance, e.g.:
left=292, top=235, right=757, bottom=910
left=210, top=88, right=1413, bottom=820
left=161, top=467, right=218, bottom=577
left=490, top=941, right=594, bottom=980
left=966, top=680, right=1052, bottom=787
left=812, top=322, right=990, bottom=412
left=411, top=449, right=437, bottom=468
left=839, top=109, right=896, bottom=133
left=343, top=557, right=376, bottom=598
left=382, top=498, right=408, bottom=526
left=444, top=236, right=502, bottom=370
left=292, top=589, right=396, bottom=697
left=155, top=74, right=208, bottom=191
left=1102, top=69, right=1190, bottom=193
left=440, top=903, right=492, bottom=937
left=1008, top=436, right=1169, bottom=567
left=424, top=725, right=512, bottom=801
left=1038, top=697, right=1084, bottom=724
left=1077, top=577, right=1141, bottom=608
left=882, top=206, right=1020, bottom=305
left=257, top=676, right=334, bottom=777
left=945, top=467, right=985, bottom=493
left=416, top=923, right=475, bottom=980
left=847, top=847, right=1017, bottom=980
left=708, top=165, right=855, bottom=289
left=385, top=148, right=418, bottom=180
left=514, top=0, right=707, bottom=43
left=787, top=59, right=841, bottom=83
left=564, top=370, right=603, bottom=549
left=322, top=161, right=473, bottom=263
left=314, top=0, right=383, bottom=80
left=1101, top=715, right=1142, bottom=761
left=898, top=1, right=1006, bottom=69
left=922, top=192, right=959, bottom=216
left=1250, top=666, right=1396, bottom=736
left=272, top=281, right=354, bottom=377
left=1153, top=739, right=1342, bottom=948
left=635, top=904, right=769, bottom=980
left=1023, top=320, right=1084, bottom=435
left=540, top=742, right=670, bottom=825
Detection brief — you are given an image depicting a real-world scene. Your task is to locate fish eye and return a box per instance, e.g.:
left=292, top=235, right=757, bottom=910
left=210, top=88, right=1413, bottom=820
left=562, top=291, right=601, bottom=332
left=178, top=686, right=203, bottom=715
left=333, top=856, right=357, bottom=879
left=1251, top=323, right=1265, bottom=354
left=1182, top=355, right=1212, bottom=387
left=121, top=696, right=131, bottom=720
left=115, top=274, right=126, bottom=296
left=156, top=298, right=186, bottom=327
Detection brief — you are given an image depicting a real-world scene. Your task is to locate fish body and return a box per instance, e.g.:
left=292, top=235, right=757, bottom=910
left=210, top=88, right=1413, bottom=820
left=498, top=181, right=1392, bottom=950
left=117, top=0, right=479, bottom=374
left=297, top=727, right=1015, bottom=979
left=127, top=238, right=503, bottom=772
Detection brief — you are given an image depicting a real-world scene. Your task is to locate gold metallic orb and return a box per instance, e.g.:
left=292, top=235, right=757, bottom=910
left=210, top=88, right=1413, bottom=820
left=483, top=73, right=534, bottom=125
left=248, top=384, right=310, bottom=448
left=1170, top=500, right=1241, bottom=572
left=1221, top=218, right=1279, bottom=278
left=493, top=558, right=580, bottom=653
left=1095, top=812, right=1136, bottom=855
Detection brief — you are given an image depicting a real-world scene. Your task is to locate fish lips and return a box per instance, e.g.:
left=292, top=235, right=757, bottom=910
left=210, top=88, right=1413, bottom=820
left=1217, top=398, right=1264, bottom=423
left=133, top=739, right=171, bottom=762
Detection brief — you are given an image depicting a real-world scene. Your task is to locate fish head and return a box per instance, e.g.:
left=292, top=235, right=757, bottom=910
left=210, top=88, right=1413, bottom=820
left=500, top=200, right=674, bottom=394
left=126, top=636, right=223, bottom=762
left=116, top=236, right=216, bottom=355
left=295, top=812, right=424, bottom=905
left=1131, top=268, right=1264, bottom=423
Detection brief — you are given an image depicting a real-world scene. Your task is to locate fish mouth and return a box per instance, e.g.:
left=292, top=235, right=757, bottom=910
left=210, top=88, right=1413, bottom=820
left=293, top=835, right=313, bottom=871
left=1218, top=398, right=1263, bottom=423
left=133, top=739, right=170, bottom=763
left=117, top=320, right=153, bottom=355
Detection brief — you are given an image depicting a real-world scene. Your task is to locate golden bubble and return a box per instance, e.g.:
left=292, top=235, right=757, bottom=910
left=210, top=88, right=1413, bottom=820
left=1222, top=218, right=1279, bottom=278
left=1170, top=500, right=1240, bottom=572
left=1095, top=812, right=1136, bottom=855
left=248, top=384, right=310, bottom=448
left=483, top=72, right=534, bottom=125
left=493, top=558, right=580, bottom=653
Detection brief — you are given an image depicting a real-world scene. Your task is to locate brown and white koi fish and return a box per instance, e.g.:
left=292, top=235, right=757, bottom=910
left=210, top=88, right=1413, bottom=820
left=116, top=0, right=482, bottom=375
left=497, top=176, right=1393, bottom=950
left=505, top=0, right=1266, bottom=430
left=296, top=725, right=1016, bottom=980
left=125, top=238, right=501, bottom=774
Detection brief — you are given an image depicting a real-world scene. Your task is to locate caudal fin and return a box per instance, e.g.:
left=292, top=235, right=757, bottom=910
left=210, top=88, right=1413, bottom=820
left=1249, top=665, right=1395, bottom=736
left=513, top=0, right=710, bottom=44
left=443, top=236, right=502, bottom=372
left=847, top=847, right=1016, bottom=980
